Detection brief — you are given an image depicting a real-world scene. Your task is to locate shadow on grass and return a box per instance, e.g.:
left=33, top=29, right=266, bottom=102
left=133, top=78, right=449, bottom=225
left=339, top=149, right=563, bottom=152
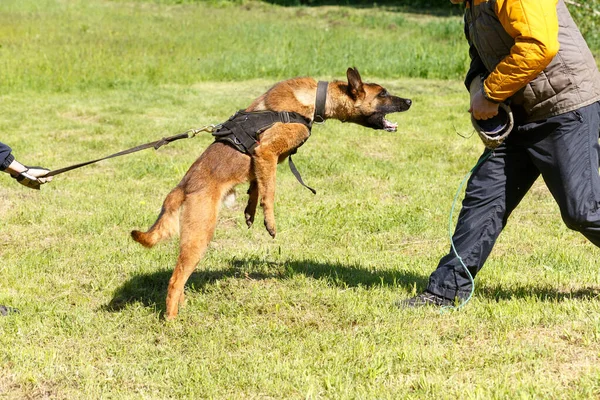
left=104, top=257, right=600, bottom=314
left=476, top=283, right=600, bottom=303
left=103, top=258, right=427, bottom=314
left=103, top=268, right=259, bottom=314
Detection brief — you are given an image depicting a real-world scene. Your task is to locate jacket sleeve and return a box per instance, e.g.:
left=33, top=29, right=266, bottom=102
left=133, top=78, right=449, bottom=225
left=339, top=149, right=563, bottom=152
left=483, top=0, right=560, bottom=103
left=0, top=141, right=14, bottom=171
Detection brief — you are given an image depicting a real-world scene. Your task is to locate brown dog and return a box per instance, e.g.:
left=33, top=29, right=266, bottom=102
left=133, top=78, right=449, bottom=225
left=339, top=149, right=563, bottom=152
left=131, top=68, right=411, bottom=320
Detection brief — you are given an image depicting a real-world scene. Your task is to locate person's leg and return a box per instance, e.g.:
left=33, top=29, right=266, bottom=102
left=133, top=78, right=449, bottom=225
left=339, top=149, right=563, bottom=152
left=424, top=141, right=540, bottom=302
left=526, top=102, right=600, bottom=245
left=400, top=102, right=600, bottom=308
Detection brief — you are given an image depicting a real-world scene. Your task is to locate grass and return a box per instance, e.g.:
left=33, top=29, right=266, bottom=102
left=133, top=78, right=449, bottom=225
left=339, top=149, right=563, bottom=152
left=0, top=0, right=467, bottom=92
left=2, top=78, right=600, bottom=400
left=568, top=0, right=600, bottom=52
left=1, top=0, right=600, bottom=398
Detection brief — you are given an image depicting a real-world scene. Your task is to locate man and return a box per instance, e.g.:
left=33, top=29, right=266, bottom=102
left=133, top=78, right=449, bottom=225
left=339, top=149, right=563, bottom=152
left=0, top=141, right=52, bottom=316
left=400, top=0, right=600, bottom=307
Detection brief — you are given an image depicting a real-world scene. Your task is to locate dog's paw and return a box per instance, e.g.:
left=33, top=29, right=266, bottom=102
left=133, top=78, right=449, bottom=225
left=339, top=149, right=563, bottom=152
left=264, top=220, right=276, bottom=238
left=164, top=312, right=177, bottom=322
left=245, top=212, right=254, bottom=228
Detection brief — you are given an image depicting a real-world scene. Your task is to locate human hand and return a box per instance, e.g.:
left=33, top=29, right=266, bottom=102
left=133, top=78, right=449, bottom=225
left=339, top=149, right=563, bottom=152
left=469, top=90, right=499, bottom=120
left=12, top=166, right=52, bottom=190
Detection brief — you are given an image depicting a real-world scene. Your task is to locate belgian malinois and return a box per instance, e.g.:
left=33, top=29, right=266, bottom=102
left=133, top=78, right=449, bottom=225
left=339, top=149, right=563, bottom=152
left=131, top=68, right=411, bottom=320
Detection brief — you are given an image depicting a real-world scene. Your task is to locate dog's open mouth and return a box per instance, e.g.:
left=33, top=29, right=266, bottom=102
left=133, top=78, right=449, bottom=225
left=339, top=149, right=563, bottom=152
left=383, top=116, right=398, bottom=132
left=379, top=97, right=411, bottom=131
left=363, top=113, right=399, bottom=132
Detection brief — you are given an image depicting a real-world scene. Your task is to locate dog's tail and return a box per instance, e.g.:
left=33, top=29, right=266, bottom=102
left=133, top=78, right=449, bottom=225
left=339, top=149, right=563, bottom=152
left=131, top=186, right=185, bottom=248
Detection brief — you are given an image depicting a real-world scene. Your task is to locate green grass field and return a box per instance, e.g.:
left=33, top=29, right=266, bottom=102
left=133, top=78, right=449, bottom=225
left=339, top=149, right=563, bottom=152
left=2, top=0, right=600, bottom=398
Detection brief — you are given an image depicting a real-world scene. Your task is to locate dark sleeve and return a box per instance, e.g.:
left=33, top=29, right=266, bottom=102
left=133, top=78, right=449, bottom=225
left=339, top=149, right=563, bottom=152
left=0, top=141, right=15, bottom=171
left=463, top=17, right=488, bottom=91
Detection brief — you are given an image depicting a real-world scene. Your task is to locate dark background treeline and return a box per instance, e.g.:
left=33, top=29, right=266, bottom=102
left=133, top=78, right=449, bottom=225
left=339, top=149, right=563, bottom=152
left=264, top=0, right=457, bottom=13
left=262, top=0, right=600, bottom=51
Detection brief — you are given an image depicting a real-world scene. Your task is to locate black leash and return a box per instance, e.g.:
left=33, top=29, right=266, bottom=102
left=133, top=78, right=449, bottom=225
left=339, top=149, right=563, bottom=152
left=43, top=82, right=329, bottom=188
left=42, top=126, right=217, bottom=178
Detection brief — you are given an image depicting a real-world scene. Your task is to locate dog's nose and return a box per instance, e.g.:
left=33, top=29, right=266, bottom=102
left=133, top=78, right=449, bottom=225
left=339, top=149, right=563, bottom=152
left=405, top=99, right=412, bottom=107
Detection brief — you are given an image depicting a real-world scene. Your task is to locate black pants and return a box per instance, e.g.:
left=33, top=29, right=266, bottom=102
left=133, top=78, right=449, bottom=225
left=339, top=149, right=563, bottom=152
left=427, top=101, right=600, bottom=301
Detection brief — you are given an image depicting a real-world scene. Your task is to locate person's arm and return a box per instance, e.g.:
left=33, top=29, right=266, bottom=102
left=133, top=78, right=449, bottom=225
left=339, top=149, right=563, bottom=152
left=464, top=20, right=488, bottom=92
left=465, top=37, right=498, bottom=120
left=0, top=142, right=52, bottom=189
left=482, top=0, right=560, bottom=103
left=0, top=141, right=14, bottom=171
left=461, top=11, right=500, bottom=121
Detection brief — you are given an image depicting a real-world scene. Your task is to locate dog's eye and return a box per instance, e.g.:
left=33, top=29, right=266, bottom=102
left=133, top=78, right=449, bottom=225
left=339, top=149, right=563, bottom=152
left=378, top=90, right=388, bottom=97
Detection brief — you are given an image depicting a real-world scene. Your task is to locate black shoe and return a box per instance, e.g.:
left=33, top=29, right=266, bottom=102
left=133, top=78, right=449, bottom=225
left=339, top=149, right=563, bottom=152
left=396, top=291, right=455, bottom=308
left=0, top=305, right=19, bottom=316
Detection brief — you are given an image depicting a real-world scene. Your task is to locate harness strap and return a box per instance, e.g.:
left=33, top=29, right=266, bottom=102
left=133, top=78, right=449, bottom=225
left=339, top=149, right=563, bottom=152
left=289, top=152, right=316, bottom=194
left=314, top=81, right=328, bottom=123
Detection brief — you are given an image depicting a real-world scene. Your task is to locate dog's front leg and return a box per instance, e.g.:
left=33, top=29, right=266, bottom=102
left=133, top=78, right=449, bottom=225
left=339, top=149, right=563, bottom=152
left=253, top=123, right=310, bottom=238
left=253, top=154, right=278, bottom=237
left=245, top=180, right=258, bottom=228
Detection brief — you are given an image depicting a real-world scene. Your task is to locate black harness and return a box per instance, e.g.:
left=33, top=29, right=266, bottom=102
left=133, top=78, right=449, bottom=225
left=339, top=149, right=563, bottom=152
left=212, top=81, right=328, bottom=194
left=212, top=110, right=312, bottom=155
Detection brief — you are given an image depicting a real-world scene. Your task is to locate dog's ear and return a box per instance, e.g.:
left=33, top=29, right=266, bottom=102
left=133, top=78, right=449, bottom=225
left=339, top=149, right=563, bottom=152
left=346, top=67, right=365, bottom=99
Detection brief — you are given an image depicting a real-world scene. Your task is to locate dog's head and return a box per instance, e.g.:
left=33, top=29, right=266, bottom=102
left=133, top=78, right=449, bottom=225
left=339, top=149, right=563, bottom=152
left=341, top=67, right=411, bottom=132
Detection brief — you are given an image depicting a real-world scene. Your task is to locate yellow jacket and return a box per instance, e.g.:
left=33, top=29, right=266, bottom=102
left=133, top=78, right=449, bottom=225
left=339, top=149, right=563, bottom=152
left=465, top=0, right=600, bottom=121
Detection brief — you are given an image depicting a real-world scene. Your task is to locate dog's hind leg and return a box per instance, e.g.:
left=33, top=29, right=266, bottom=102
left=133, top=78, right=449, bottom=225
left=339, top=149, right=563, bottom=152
left=165, top=191, right=220, bottom=320
left=131, top=186, right=185, bottom=248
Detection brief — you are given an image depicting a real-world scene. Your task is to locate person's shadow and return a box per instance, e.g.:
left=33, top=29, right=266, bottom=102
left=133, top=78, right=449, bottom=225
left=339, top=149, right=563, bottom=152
left=104, top=257, right=600, bottom=315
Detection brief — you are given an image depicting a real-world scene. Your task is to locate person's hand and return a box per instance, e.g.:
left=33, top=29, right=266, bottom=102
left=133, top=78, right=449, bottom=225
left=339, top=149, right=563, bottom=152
left=12, top=166, right=52, bottom=190
left=470, top=90, right=499, bottom=121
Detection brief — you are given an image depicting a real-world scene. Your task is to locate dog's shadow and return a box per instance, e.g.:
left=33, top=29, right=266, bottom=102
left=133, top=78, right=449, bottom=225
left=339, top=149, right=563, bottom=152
left=104, top=258, right=600, bottom=314
left=103, top=258, right=427, bottom=314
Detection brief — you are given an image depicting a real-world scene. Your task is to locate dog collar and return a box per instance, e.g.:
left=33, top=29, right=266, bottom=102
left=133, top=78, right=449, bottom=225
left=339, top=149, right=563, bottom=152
left=313, top=81, right=328, bottom=123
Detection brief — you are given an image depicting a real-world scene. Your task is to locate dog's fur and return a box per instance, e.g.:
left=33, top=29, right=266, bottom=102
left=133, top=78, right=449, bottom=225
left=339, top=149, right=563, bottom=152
left=131, top=68, right=411, bottom=320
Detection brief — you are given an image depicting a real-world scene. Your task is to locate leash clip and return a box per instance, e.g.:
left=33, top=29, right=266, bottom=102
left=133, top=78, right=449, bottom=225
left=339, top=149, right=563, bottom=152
left=189, top=124, right=222, bottom=137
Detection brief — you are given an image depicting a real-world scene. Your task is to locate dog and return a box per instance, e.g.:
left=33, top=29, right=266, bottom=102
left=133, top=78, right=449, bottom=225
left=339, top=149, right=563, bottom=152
left=131, top=67, right=411, bottom=320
